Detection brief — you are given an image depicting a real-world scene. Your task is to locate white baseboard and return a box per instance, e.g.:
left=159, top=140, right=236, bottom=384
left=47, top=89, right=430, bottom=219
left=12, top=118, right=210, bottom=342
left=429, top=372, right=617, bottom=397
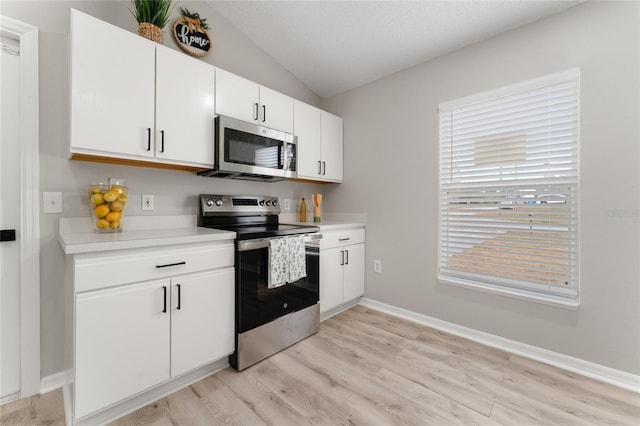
left=40, top=371, right=66, bottom=394
left=358, top=298, right=640, bottom=393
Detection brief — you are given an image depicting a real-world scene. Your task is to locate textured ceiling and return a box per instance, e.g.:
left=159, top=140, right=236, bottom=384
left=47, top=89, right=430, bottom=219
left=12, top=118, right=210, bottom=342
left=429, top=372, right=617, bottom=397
left=209, top=1, right=583, bottom=98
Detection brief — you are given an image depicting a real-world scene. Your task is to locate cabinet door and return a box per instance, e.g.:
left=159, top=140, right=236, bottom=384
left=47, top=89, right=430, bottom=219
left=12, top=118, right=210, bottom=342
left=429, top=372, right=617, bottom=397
left=319, top=248, right=345, bottom=315
left=321, top=111, right=344, bottom=182
left=343, top=244, right=365, bottom=302
left=155, top=46, right=215, bottom=167
left=259, top=86, right=293, bottom=133
left=75, top=279, right=170, bottom=419
left=70, top=10, right=155, bottom=159
left=294, top=101, right=322, bottom=179
left=215, top=68, right=259, bottom=123
left=171, top=268, right=235, bottom=377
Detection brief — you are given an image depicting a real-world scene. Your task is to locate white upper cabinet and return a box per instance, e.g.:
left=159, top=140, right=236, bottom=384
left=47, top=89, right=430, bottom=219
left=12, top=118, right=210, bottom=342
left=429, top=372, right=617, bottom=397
left=294, top=101, right=343, bottom=182
left=155, top=46, right=215, bottom=166
left=215, top=68, right=294, bottom=133
left=294, top=101, right=322, bottom=178
left=320, top=111, right=344, bottom=182
left=214, top=68, right=260, bottom=124
left=258, top=86, right=294, bottom=133
left=70, top=10, right=215, bottom=169
left=71, top=9, right=155, bottom=159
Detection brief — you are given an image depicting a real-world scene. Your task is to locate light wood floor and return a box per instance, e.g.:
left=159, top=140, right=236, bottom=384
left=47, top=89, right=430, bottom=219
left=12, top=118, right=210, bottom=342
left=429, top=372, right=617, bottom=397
left=2, top=305, right=639, bottom=425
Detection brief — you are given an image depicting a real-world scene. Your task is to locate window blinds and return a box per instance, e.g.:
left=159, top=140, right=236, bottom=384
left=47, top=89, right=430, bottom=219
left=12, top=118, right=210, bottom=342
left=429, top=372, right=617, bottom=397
left=438, top=69, right=579, bottom=305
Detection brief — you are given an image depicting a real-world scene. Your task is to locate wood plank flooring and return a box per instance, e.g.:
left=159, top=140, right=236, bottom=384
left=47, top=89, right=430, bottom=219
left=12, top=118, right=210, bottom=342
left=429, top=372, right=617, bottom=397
left=2, top=305, right=639, bottom=425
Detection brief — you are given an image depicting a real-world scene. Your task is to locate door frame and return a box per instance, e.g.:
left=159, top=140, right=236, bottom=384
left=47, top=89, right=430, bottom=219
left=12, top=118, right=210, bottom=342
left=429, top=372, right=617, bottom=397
left=0, top=15, right=40, bottom=399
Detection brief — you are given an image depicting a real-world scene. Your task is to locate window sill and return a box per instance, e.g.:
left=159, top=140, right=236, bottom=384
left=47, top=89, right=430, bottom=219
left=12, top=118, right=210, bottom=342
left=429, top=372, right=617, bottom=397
left=439, top=276, right=579, bottom=310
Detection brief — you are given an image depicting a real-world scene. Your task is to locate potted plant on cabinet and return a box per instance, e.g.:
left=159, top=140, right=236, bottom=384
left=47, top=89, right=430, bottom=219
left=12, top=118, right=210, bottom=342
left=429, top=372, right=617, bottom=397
left=131, top=0, right=174, bottom=43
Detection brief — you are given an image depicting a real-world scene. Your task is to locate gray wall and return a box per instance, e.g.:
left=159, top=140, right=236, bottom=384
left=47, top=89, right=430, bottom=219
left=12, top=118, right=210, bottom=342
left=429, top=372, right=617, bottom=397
left=0, top=0, right=325, bottom=378
left=322, top=1, right=640, bottom=375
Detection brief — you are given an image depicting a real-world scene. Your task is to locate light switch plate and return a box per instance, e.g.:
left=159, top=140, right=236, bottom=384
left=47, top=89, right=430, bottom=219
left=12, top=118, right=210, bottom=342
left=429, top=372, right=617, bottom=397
left=43, top=192, right=63, bottom=214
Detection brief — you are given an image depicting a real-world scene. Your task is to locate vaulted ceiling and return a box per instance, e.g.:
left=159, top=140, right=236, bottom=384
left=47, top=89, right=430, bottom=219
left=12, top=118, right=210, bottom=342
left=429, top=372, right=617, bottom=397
left=209, top=1, right=583, bottom=98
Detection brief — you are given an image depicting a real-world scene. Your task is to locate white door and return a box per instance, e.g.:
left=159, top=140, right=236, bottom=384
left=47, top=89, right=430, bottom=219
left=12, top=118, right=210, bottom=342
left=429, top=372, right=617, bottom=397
left=75, top=280, right=171, bottom=418
left=0, top=35, right=22, bottom=402
left=259, top=86, right=293, bottom=133
left=155, top=45, right=215, bottom=167
left=171, top=268, right=234, bottom=377
left=70, top=10, right=155, bottom=159
left=215, top=68, right=259, bottom=123
left=319, top=247, right=344, bottom=314
left=293, top=100, right=322, bottom=179
left=343, top=244, right=365, bottom=302
left=320, top=111, right=344, bottom=182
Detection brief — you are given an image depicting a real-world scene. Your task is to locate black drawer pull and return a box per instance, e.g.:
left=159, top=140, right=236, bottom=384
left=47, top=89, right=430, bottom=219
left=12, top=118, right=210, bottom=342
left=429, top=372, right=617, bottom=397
left=155, top=261, right=186, bottom=269
left=338, top=238, right=350, bottom=242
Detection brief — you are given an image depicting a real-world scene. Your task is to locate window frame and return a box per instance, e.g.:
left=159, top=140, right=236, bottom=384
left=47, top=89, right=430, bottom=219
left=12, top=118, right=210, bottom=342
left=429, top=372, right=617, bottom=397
left=438, top=69, right=580, bottom=309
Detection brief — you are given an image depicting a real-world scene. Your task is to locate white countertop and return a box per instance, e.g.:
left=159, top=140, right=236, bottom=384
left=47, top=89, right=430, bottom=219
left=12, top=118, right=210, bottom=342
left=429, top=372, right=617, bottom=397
left=59, top=213, right=365, bottom=254
left=58, top=216, right=235, bottom=254
left=279, top=212, right=367, bottom=231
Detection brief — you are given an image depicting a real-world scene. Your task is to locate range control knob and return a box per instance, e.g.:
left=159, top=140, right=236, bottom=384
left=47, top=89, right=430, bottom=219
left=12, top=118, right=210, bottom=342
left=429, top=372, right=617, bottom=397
left=205, top=199, right=214, bottom=207
left=259, top=200, right=265, bottom=206
left=265, top=200, right=271, bottom=206
left=272, top=200, right=278, bottom=207
left=215, top=199, right=223, bottom=207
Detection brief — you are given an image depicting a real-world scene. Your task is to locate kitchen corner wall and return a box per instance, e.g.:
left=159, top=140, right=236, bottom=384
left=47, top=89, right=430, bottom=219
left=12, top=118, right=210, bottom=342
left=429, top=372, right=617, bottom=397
left=322, top=1, right=640, bottom=375
left=0, top=1, right=326, bottom=378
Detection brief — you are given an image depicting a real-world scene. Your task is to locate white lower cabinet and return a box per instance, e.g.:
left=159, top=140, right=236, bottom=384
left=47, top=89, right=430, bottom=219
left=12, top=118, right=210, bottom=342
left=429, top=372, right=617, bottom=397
left=171, top=269, right=234, bottom=377
left=75, top=279, right=171, bottom=419
left=69, top=241, right=235, bottom=420
left=319, top=228, right=365, bottom=315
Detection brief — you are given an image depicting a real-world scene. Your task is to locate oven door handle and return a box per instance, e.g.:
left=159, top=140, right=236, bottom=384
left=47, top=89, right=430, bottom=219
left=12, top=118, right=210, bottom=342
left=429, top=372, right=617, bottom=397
left=237, top=233, right=322, bottom=252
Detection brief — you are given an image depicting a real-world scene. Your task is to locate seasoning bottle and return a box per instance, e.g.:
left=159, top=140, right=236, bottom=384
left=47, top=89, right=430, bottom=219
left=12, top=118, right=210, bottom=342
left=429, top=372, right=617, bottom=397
left=299, top=198, right=307, bottom=222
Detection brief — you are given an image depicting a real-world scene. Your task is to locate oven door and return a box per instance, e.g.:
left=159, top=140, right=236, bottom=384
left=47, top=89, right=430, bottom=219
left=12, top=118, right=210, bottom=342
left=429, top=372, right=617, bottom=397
left=217, top=115, right=297, bottom=179
left=236, top=235, right=319, bottom=334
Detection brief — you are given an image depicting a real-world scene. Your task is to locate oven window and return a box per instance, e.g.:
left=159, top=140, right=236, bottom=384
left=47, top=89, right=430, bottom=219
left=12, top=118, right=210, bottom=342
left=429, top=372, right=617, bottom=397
left=225, top=128, right=283, bottom=169
left=237, top=245, right=319, bottom=333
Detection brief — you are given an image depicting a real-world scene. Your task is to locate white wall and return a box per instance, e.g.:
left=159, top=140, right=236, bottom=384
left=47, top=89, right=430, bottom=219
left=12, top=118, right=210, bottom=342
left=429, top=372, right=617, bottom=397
left=0, top=0, right=326, bottom=378
left=323, top=1, right=640, bottom=375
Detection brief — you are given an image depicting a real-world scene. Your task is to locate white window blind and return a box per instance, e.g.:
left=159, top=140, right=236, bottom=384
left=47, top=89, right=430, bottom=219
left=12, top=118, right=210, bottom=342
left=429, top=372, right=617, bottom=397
left=438, top=69, right=579, bottom=307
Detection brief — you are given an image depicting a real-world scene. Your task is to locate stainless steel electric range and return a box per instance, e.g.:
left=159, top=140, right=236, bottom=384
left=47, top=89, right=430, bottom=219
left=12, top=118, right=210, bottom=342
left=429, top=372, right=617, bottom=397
left=198, top=194, right=321, bottom=370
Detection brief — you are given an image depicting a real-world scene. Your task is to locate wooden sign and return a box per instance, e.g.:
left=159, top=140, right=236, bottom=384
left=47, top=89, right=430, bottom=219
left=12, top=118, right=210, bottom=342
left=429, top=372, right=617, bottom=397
left=172, top=13, right=211, bottom=57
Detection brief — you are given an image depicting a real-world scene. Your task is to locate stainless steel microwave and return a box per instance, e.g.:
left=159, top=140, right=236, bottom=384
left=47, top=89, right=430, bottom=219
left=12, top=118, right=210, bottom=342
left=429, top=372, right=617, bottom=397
left=198, top=115, right=297, bottom=181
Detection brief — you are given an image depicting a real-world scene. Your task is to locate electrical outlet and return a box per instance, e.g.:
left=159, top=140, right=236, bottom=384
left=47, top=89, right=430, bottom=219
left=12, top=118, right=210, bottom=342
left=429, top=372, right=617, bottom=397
left=43, top=192, right=63, bottom=214
left=283, top=199, right=291, bottom=212
left=142, top=194, right=154, bottom=211
left=374, top=260, right=382, bottom=273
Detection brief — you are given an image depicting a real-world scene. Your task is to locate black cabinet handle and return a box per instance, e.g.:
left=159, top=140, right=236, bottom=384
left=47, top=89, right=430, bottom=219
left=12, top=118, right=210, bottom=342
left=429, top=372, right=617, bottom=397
left=322, top=161, right=326, bottom=175
left=1, top=229, right=16, bottom=242
left=146, top=128, right=151, bottom=151
left=160, top=130, right=165, bottom=153
left=262, top=104, right=266, bottom=122
left=317, top=161, right=322, bottom=175
left=176, top=284, right=181, bottom=310
left=338, top=238, right=350, bottom=242
left=162, top=286, right=167, bottom=313
left=155, top=261, right=186, bottom=269
left=340, top=250, right=344, bottom=266
left=254, top=103, right=259, bottom=120
left=345, top=250, right=349, bottom=265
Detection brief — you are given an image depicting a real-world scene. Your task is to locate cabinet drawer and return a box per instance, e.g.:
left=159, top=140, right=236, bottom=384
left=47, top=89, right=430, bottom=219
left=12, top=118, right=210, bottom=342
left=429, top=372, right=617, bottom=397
left=74, top=242, right=234, bottom=292
left=320, top=228, right=365, bottom=250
